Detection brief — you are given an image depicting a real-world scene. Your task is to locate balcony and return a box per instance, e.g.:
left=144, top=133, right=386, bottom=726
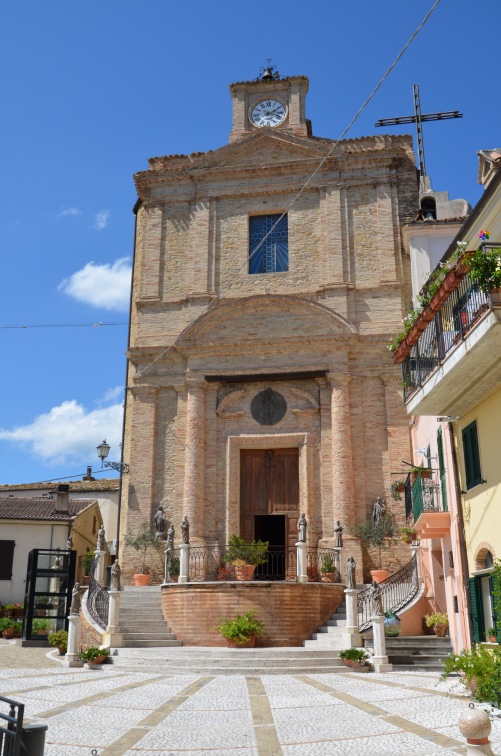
left=411, top=473, right=450, bottom=540
left=399, top=263, right=501, bottom=416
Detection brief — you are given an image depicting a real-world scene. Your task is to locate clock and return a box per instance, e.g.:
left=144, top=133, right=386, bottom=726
left=251, top=98, right=287, bottom=128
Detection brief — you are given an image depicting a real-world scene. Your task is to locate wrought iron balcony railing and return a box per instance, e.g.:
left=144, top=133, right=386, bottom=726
left=411, top=472, right=447, bottom=522
left=402, top=271, right=497, bottom=402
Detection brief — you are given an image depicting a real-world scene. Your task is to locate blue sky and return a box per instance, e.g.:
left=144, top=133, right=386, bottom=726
left=1, top=0, right=499, bottom=484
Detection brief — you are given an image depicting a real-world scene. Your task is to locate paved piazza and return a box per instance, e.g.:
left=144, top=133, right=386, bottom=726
left=1, top=642, right=501, bottom=755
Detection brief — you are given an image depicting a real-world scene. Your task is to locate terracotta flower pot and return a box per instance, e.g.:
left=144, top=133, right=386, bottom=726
left=434, top=623, right=448, bottom=637
left=234, top=564, right=255, bottom=581
left=342, top=659, right=370, bottom=671
left=133, top=573, right=151, bottom=586
left=2, top=629, right=14, bottom=639
left=321, top=573, right=338, bottom=583
left=57, top=646, right=67, bottom=656
left=217, top=567, right=231, bottom=581
left=225, top=636, right=256, bottom=648
left=370, top=569, right=388, bottom=584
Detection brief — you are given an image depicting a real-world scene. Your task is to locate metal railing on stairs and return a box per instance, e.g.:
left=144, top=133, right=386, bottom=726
left=357, top=554, right=420, bottom=632
left=87, top=557, right=109, bottom=630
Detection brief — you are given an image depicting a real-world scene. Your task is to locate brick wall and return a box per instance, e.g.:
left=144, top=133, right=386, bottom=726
left=161, top=582, right=344, bottom=646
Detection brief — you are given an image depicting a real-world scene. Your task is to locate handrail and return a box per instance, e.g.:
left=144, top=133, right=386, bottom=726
left=0, top=695, right=24, bottom=756
left=358, top=554, right=419, bottom=632
left=87, top=557, right=109, bottom=630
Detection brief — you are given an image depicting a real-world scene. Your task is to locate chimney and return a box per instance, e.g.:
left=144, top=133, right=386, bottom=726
left=55, top=483, right=70, bottom=514
left=82, top=466, right=95, bottom=482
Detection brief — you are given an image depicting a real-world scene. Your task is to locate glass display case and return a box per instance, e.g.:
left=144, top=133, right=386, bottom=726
left=23, top=549, right=76, bottom=641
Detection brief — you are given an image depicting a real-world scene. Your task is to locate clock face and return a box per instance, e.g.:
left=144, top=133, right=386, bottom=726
left=251, top=99, right=287, bottom=128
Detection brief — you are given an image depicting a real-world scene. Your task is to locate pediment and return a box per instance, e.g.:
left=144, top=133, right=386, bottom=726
left=197, top=131, right=330, bottom=170
left=178, top=295, right=356, bottom=350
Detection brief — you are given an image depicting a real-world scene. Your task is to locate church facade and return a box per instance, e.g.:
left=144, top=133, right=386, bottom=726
left=120, top=71, right=417, bottom=584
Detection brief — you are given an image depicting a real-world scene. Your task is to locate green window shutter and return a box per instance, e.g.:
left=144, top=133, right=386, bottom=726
left=462, top=421, right=482, bottom=489
left=437, top=427, right=448, bottom=511
left=490, top=573, right=501, bottom=642
left=468, top=576, right=483, bottom=643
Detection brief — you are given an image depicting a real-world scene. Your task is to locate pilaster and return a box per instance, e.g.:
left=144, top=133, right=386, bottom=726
left=183, top=377, right=207, bottom=543
left=330, top=375, right=355, bottom=529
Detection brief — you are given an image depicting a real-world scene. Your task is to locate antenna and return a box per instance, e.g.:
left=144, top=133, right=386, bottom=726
left=375, top=84, right=462, bottom=192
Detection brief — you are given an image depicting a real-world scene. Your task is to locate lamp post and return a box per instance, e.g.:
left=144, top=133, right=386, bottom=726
left=96, top=440, right=129, bottom=474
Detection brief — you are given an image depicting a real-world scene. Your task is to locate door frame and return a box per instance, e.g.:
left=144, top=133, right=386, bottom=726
left=226, top=432, right=312, bottom=541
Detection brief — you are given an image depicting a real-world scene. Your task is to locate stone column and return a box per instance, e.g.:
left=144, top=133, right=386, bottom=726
left=371, top=614, right=392, bottom=672
left=342, top=588, right=363, bottom=647
left=94, top=550, right=106, bottom=587
left=330, top=375, right=355, bottom=528
left=64, top=615, right=83, bottom=668
left=179, top=543, right=189, bottom=584
left=183, top=378, right=206, bottom=543
left=103, top=591, right=123, bottom=648
left=296, top=542, right=308, bottom=583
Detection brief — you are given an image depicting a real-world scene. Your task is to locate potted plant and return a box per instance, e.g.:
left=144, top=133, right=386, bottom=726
left=215, top=611, right=265, bottom=648
left=339, top=648, right=370, bottom=670
left=124, top=522, right=162, bottom=586
left=425, top=612, right=449, bottom=637
left=0, top=618, right=16, bottom=638
left=384, top=610, right=401, bottom=637
left=320, top=554, right=339, bottom=583
left=32, top=618, right=52, bottom=636
left=307, top=565, right=320, bottom=582
left=411, top=466, right=432, bottom=480
left=468, top=245, right=501, bottom=298
left=80, top=646, right=110, bottom=665
left=168, top=557, right=180, bottom=583
left=217, top=561, right=232, bottom=580
left=486, top=627, right=497, bottom=643
left=351, top=514, right=399, bottom=583
left=224, top=535, right=268, bottom=581
left=12, top=603, right=23, bottom=618
left=82, top=551, right=95, bottom=585
left=3, top=603, right=15, bottom=618
left=390, top=481, right=406, bottom=501
left=35, top=596, right=50, bottom=616
left=401, top=526, right=418, bottom=545
left=48, top=629, right=68, bottom=655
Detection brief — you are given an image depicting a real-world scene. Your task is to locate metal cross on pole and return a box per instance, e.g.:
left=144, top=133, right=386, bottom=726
left=375, top=84, right=462, bottom=191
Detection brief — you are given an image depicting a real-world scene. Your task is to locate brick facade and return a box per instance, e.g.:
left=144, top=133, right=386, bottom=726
left=120, top=74, right=417, bottom=585
left=161, top=582, right=345, bottom=647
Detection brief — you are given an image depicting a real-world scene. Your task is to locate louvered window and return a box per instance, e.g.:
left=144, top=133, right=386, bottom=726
left=0, top=540, right=15, bottom=580
left=249, top=214, right=288, bottom=274
left=462, top=420, right=482, bottom=490
left=437, top=427, right=448, bottom=511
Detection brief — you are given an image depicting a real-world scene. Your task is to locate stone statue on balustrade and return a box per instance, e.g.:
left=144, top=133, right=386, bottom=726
left=297, top=513, right=307, bottom=543
left=372, top=497, right=386, bottom=525
left=346, top=556, right=356, bottom=589
left=110, top=561, right=121, bottom=591
left=153, top=505, right=166, bottom=539
left=96, top=524, right=106, bottom=552
left=70, top=583, right=81, bottom=615
left=166, top=523, right=175, bottom=552
left=181, top=515, right=190, bottom=545
left=66, top=535, right=73, bottom=550
left=334, top=520, right=343, bottom=548
left=370, top=580, right=384, bottom=616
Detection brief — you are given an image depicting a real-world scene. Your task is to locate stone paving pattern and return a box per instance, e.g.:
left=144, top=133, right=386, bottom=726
left=1, top=641, right=501, bottom=755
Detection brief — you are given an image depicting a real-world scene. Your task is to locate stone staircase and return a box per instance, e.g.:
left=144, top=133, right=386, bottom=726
left=303, top=599, right=348, bottom=649
left=119, top=586, right=182, bottom=648
left=110, top=646, right=350, bottom=675
left=364, top=635, right=453, bottom=672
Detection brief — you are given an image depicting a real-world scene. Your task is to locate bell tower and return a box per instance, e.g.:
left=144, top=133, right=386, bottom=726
left=229, top=66, right=310, bottom=143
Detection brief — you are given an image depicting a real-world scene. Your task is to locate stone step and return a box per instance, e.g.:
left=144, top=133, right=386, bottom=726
left=324, top=619, right=347, bottom=627
left=123, top=640, right=184, bottom=648
left=123, top=632, right=178, bottom=640
left=121, top=624, right=172, bottom=633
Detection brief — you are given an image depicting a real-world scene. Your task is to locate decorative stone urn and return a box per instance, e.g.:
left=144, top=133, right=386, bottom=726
left=384, top=616, right=401, bottom=637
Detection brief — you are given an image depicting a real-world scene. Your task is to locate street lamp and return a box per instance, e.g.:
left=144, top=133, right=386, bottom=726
left=96, top=439, right=129, bottom=474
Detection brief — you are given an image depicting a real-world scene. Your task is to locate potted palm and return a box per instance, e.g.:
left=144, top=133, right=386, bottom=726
left=215, top=611, right=265, bottom=648
left=224, top=535, right=268, bottom=581
left=351, top=514, right=399, bottom=583
left=124, top=522, right=162, bottom=586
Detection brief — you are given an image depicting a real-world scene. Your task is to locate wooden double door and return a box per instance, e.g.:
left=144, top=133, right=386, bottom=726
left=240, top=448, right=299, bottom=551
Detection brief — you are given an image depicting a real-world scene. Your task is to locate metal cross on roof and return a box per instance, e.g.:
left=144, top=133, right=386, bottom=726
left=375, top=84, right=462, bottom=191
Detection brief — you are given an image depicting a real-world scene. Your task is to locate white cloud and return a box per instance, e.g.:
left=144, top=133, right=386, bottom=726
left=58, top=207, right=82, bottom=218
left=58, top=257, right=131, bottom=311
left=0, top=398, right=123, bottom=466
left=98, top=386, right=124, bottom=405
left=94, top=209, right=110, bottom=230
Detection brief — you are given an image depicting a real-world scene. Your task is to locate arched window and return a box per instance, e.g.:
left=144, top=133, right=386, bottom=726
left=420, top=196, right=437, bottom=220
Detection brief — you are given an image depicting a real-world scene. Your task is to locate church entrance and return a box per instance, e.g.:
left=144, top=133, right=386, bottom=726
left=240, top=448, right=299, bottom=579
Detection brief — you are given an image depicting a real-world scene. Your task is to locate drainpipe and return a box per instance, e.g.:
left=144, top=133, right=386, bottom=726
left=447, top=421, right=472, bottom=646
